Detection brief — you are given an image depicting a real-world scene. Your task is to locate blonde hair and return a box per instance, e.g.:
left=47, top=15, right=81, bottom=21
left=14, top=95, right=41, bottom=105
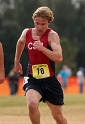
left=32, top=6, right=54, bottom=23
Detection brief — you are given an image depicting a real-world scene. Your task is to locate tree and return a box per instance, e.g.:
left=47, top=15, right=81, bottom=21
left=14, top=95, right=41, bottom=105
left=56, top=37, right=78, bottom=75
left=0, top=0, right=85, bottom=75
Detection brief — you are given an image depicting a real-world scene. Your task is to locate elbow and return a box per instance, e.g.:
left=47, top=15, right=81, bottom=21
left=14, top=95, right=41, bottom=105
left=58, top=58, right=63, bottom=63
left=56, top=59, right=63, bottom=63
left=55, top=56, right=63, bottom=63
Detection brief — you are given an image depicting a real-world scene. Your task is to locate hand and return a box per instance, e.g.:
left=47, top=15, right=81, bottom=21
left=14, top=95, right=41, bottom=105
left=0, top=70, right=5, bottom=84
left=14, top=61, right=23, bottom=74
left=33, top=41, right=43, bottom=51
left=0, top=79, right=4, bottom=84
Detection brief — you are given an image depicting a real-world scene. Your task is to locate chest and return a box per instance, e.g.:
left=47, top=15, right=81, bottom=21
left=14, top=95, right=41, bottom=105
left=26, top=30, right=49, bottom=50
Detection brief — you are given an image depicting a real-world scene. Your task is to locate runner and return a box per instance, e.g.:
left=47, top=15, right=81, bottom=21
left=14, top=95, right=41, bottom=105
left=14, top=6, right=67, bottom=124
left=0, top=42, right=5, bottom=84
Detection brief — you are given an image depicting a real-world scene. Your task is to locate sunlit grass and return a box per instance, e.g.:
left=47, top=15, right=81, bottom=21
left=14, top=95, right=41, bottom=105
left=64, top=94, right=85, bottom=105
left=0, top=94, right=85, bottom=107
left=0, top=94, right=85, bottom=124
left=0, top=95, right=26, bottom=107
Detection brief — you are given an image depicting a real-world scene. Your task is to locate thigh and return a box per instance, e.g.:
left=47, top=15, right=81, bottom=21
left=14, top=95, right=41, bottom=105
left=23, top=75, right=43, bottom=104
left=46, top=101, right=63, bottom=116
left=26, top=89, right=42, bottom=104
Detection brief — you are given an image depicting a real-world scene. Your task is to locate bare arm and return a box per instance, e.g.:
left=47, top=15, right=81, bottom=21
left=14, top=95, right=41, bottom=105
left=14, top=29, right=28, bottom=74
left=43, top=31, right=63, bottom=63
left=33, top=30, right=63, bottom=63
left=0, top=43, right=5, bottom=83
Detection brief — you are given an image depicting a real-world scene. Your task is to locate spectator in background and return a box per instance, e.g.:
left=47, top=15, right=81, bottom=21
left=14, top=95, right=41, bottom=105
left=57, top=65, right=72, bottom=90
left=76, top=67, right=85, bottom=93
left=0, top=42, right=5, bottom=84
left=8, top=66, right=20, bottom=95
left=66, top=65, right=72, bottom=77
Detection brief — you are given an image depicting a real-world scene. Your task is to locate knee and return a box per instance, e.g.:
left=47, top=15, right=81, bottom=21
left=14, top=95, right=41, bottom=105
left=27, top=100, right=38, bottom=113
left=53, top=114, right=65, bottom=123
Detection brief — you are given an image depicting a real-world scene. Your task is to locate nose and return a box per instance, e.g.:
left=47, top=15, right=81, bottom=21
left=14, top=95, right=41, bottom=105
left=37, top=25, right=42, bottom=30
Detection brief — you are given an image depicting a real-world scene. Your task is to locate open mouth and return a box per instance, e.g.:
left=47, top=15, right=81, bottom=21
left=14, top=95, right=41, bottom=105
left=38, top=30, right=43, bottom=33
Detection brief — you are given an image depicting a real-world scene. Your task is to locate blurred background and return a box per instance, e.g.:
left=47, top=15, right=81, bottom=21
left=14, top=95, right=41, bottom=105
left=0, top=0, right=85, bottom=95
left=0, top=0, right=85, bottom=76
left=0, top=1, right=85, bottom=124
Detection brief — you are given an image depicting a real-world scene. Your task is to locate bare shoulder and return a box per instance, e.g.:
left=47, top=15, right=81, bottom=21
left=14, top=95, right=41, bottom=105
left=0, top=42, right=3, bottom=50
left=0, top=42, right=4, bottom=58
left=0, top=42, right=2, bottom=47
left=48, top=29, right=60, bottom=44
left=19, top=28, right=29, bottom=43
left=20, top=28, right=29, bottom=38
left=49, top=30, right=60, bottom=39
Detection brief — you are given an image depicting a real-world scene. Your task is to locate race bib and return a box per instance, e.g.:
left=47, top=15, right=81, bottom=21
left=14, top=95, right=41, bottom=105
left=32, top=64, right=50, bottom=79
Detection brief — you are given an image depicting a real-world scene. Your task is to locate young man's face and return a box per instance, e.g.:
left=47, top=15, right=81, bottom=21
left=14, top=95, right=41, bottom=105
left=34, top=17, right=49, bottom=36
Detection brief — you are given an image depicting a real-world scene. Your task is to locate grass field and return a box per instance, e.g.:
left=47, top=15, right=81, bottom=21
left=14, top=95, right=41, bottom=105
left=0, top=94, right=85, bottom=124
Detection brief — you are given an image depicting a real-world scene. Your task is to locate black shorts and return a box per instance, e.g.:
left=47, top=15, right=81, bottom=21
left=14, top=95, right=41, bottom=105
left=23, top=75, right=64, bottom=105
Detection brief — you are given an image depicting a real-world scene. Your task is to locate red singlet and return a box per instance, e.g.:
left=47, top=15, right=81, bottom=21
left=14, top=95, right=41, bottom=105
left=26, top=28, right=55, bottom=78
